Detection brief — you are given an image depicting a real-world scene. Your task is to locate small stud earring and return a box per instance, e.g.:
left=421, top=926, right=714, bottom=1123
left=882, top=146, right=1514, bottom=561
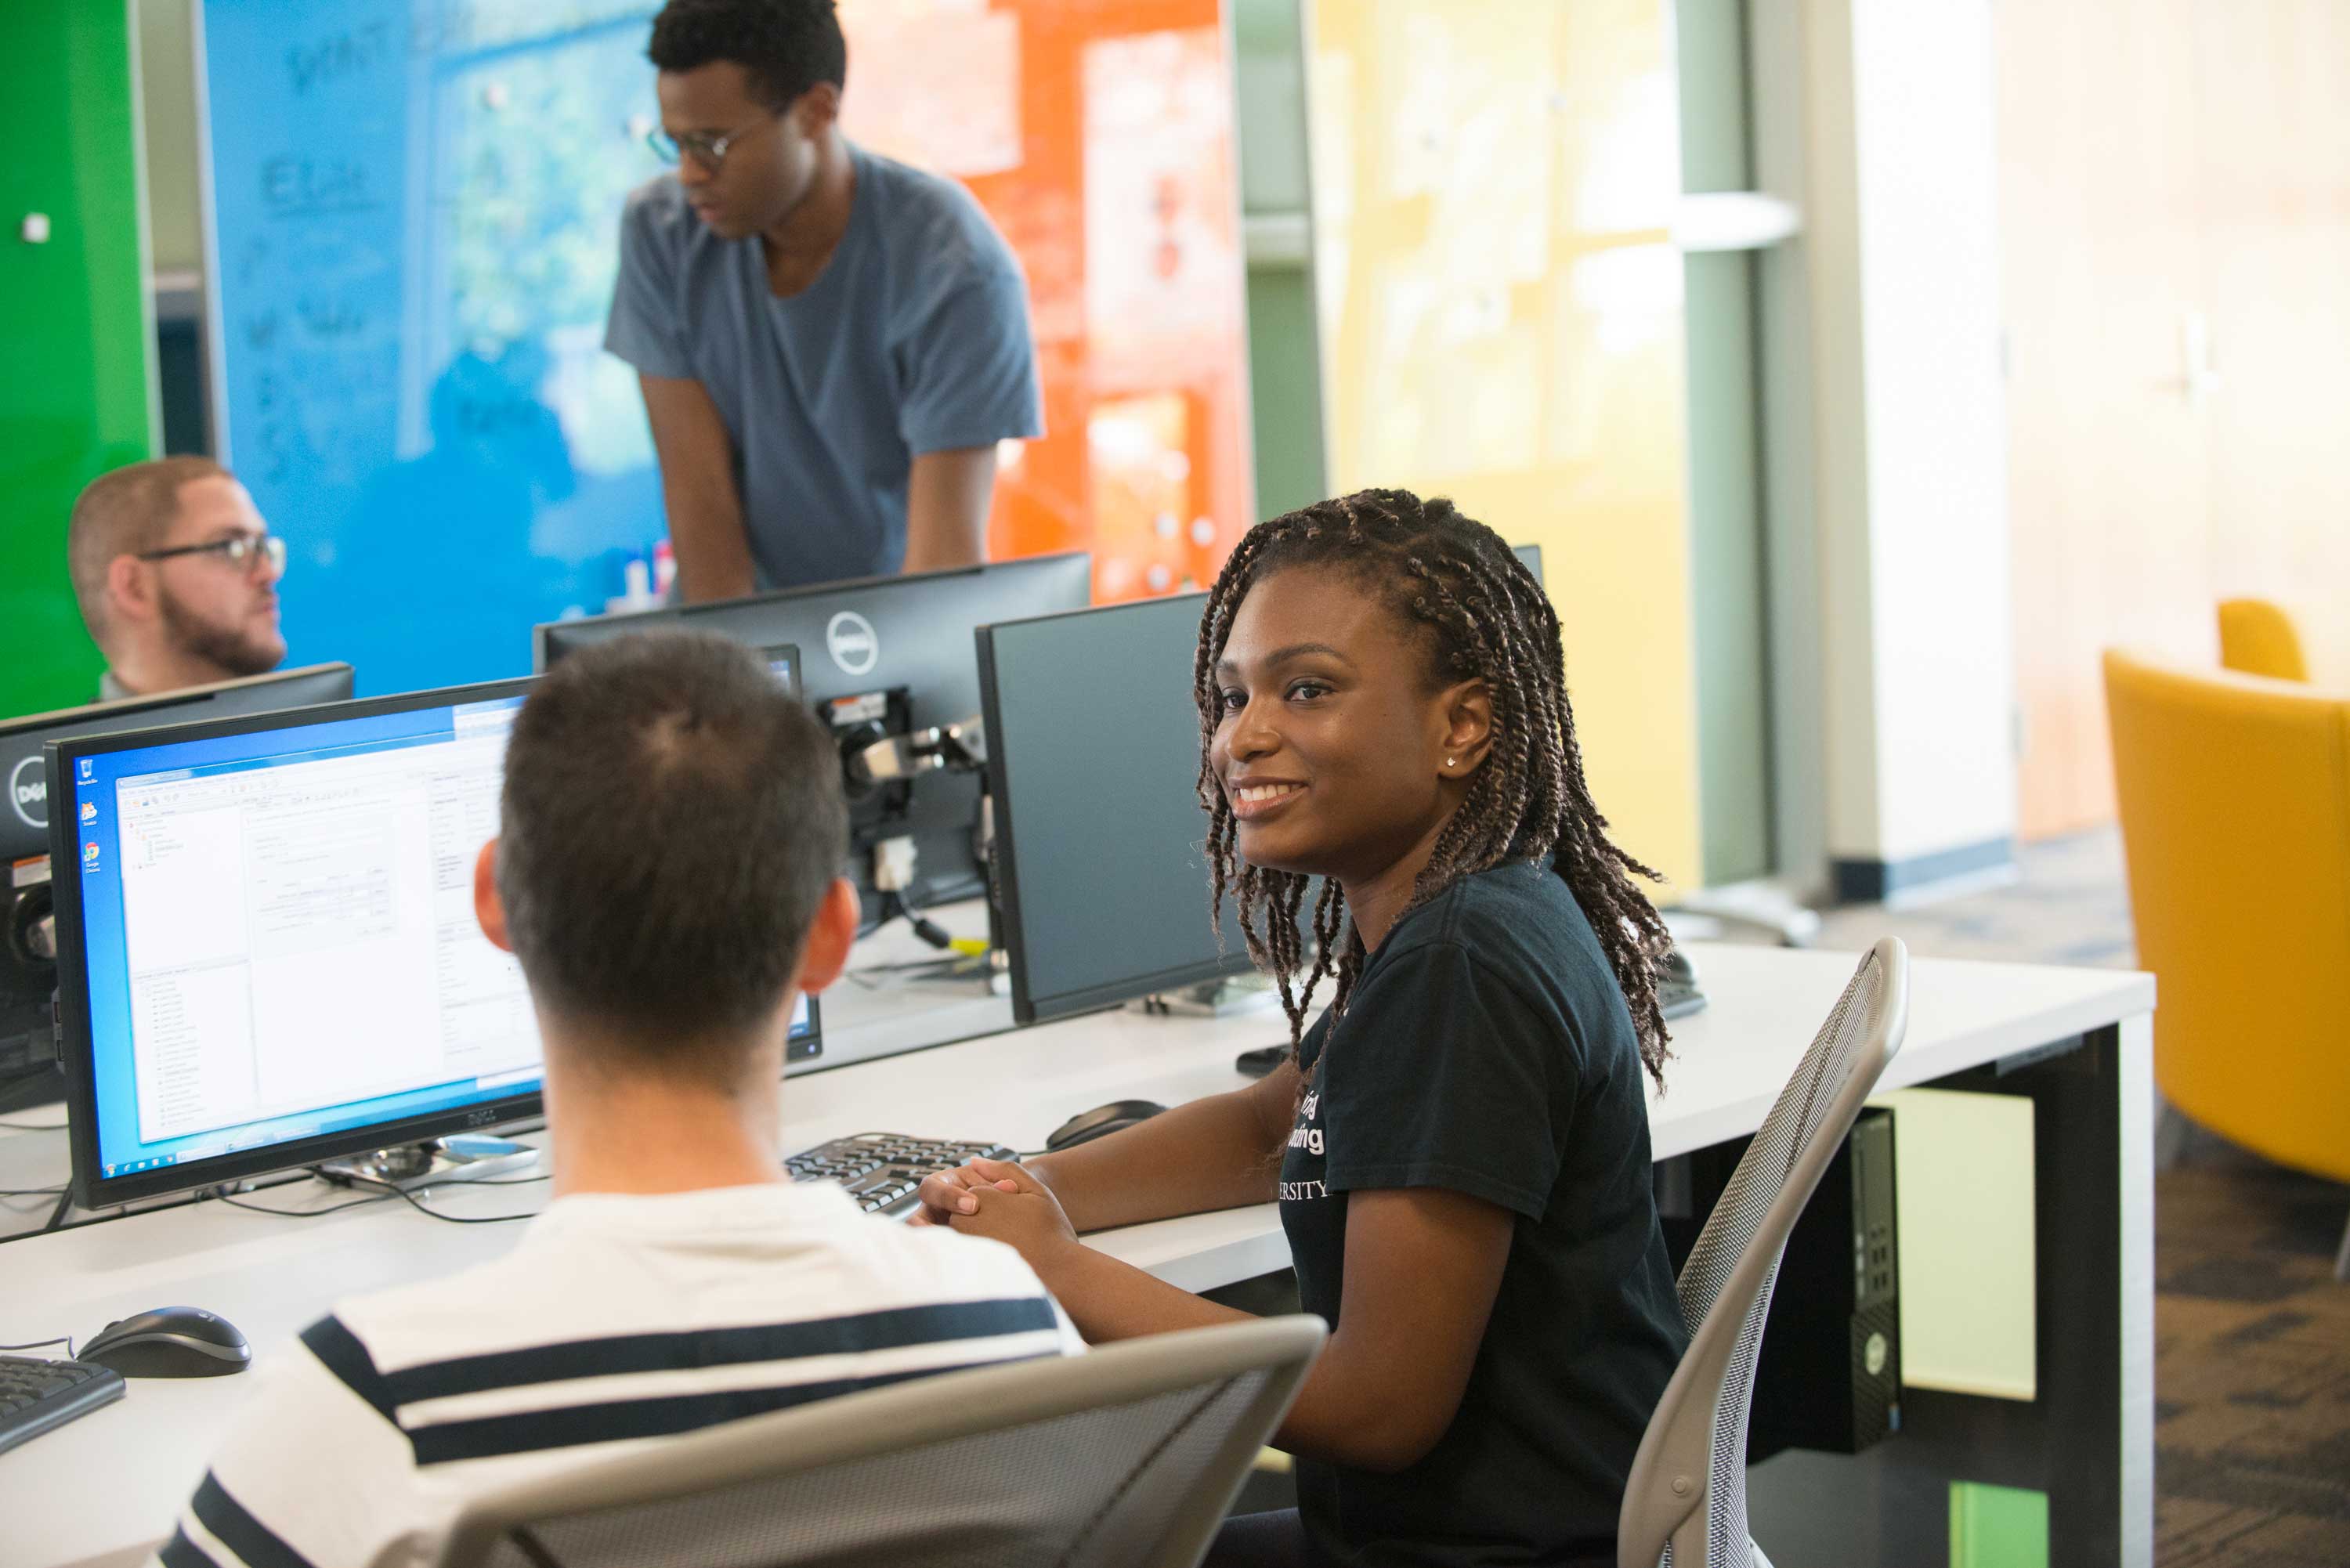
left=1446, top=757, right=1456, bottom=768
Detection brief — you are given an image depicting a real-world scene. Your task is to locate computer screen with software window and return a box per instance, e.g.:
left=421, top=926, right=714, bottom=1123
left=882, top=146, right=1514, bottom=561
left=53, top=681, right=815, bottom=1207
left=2, top=664, right=357, bottom=1115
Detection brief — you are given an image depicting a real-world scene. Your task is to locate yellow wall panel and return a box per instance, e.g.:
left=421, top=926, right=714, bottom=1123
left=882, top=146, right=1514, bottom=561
left=1307, top=0, right=1701, bottom=888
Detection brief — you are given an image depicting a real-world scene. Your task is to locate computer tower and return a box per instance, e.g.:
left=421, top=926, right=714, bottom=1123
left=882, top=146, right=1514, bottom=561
left=1658, top=1104, right=1901, bottom=1461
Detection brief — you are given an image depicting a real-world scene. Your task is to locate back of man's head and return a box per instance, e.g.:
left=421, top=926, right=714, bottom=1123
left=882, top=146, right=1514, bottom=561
left=67, top=456, right=228, bottom=643
left=496, top=632, right=848, bottom=1069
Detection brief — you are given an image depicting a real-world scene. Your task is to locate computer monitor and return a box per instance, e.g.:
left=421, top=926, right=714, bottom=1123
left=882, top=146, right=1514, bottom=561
left=2, top=665, right=356, bottom=865
left=534, top=555, right=1093, bottom=925
left=979, top=592, right=1265, bottom=1024
left=1515, top=542, right=1544, bottom=584
left=51, top=678, right=819, bottom=1208
left=2, top=665, right=356, bottom=1112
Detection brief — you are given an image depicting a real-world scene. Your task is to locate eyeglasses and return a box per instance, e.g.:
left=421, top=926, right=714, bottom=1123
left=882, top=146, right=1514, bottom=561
left=646, top=115, right=777, bottom=172
left=137, top=533, right=288, bottom=578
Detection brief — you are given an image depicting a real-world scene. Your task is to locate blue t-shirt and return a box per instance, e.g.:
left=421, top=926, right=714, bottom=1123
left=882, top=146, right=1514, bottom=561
left=604, top=145, right=1042, bottom=588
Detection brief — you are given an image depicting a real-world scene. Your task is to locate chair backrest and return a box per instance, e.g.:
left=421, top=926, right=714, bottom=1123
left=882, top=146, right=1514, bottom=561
left=2102, top=649, right=2350, bottom=1183
left=2217, top=598, right=2310, bottom=683
left=434, top=1314, right=1327, bottom=1568
left=1619, top=938, right=1909, bottom=1568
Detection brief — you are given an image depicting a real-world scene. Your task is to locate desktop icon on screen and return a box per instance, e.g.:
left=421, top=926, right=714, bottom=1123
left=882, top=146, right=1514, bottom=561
left=80, top=800, right=98, bottom=824
left=81, top=840, right=101, bottom=866
left=79, top=758, right=94, bottom=782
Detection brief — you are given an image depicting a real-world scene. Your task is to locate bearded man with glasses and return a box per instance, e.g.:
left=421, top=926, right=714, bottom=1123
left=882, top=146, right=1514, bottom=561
left=65, top=457, right=290, bottom=700
left=606, top=0, right=1042, bottom=603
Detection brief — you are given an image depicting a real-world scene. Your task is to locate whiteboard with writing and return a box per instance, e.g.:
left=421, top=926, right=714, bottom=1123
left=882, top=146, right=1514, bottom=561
left=201, top=0, right=669, bottom=694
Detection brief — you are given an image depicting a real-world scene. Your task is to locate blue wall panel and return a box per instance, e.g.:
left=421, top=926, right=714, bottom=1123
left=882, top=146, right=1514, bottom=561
left=203, top=0, right=668, bottom=692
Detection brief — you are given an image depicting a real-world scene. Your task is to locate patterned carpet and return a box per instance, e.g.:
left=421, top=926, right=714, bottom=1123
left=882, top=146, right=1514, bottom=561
left=1781, top=831, right=2350, bottom=1566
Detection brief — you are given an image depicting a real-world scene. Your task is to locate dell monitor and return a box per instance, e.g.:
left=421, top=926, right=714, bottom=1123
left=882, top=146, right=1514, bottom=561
left=2, top=664, right=356, bottom=1112
left=534, top=555, right=1093, bottom=927
left=51, top=677, right=819, bottom=1208
left=979, top=592, right=1264, bottom=1024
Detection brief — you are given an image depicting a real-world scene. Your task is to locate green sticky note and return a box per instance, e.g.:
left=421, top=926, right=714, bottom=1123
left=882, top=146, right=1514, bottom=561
left=1950, top=1480, right=2048, bottom=1568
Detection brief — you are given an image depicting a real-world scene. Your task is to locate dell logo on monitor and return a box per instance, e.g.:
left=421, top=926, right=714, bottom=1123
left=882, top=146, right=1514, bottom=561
left=826, top=611, right=880, bottom=676
left=8, top=755, right=47, bottom=830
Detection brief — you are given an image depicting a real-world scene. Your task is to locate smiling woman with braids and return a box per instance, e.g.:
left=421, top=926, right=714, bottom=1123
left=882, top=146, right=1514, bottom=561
left=913, top=490, right=1689, bottom=1568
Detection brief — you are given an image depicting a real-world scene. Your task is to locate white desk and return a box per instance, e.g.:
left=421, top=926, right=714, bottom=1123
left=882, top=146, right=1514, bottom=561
left=814, top=900, right=1019, bottom=1071
left=0, top=944, right=2157, bottom=1568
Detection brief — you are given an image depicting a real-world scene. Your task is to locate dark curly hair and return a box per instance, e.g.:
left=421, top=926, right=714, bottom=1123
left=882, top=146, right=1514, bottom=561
left=1193, top=489, right=1675, bottom=1088
left=649, top=0, right=845, bottom=109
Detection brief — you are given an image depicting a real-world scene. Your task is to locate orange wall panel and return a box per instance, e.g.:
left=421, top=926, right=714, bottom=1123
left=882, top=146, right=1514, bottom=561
left=841, top=0, right=1255, bottom=603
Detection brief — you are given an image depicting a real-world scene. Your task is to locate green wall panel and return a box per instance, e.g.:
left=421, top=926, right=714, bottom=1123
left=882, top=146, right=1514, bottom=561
left=0, top=2, right=157, bottom=720
left=1676, top=0, right=1754, bottom=193
left=1243, top=264, right=1327, bottom=522
left=1676, top=0, right=1774, bottom=884
left=1684, top=250, right=1773, bottom=883
left=136, top=0, right=202, bottom=273
left=1232, top=0, right=1326, bottom=521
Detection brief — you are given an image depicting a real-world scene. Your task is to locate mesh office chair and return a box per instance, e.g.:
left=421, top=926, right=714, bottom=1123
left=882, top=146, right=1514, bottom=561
left=434, top=1314, right=1325, bottom=1568
left=1619, top=938, right=1910, bottom=1568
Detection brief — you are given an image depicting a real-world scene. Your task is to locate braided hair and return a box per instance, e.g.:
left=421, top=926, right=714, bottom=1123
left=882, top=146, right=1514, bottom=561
left=1192, top=489, right=1676, bottom=1088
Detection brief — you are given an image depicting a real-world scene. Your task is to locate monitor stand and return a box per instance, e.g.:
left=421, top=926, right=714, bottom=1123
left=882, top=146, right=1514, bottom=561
left=1135, top=975, right=1282, bottom=1020
left=316, top=1133, right=538, bottom=1191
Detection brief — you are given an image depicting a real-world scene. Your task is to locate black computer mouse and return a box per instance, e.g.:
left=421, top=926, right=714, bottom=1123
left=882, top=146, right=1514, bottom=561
left=79, top=1306, right=252, bottom=1378
left=1045, top=1099, right=1168, bottom=1152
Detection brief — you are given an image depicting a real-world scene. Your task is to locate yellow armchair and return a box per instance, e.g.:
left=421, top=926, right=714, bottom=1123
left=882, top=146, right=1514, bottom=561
left=2217, top=598, right=2310, bottom=683
left=2102, top=649, right=2350, bottom=1277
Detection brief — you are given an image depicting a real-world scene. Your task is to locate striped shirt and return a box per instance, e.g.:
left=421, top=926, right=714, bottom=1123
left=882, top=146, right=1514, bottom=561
left=153, top=1180, right=1081, bottom=1568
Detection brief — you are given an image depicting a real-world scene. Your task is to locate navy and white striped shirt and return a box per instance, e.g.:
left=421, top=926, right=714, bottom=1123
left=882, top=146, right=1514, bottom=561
left=154, top=1181, right=1082, bottom=1568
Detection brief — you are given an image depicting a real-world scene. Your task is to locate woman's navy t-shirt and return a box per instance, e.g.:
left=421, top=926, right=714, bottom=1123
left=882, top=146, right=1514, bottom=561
left=1280, top=858, right=1687, bottom=1567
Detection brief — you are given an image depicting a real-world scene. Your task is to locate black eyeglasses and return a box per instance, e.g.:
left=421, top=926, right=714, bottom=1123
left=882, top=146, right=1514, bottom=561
left=136, top=534, right=287, bottom=578
left=646, top=115, right=778, bottom=172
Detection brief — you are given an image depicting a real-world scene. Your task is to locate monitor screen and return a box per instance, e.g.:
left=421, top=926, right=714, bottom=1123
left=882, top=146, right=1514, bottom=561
left=2, top=664, right=356, bottom=865
left=2, top=664, right=356, bottom=1111
left=52, top=681, right=822, bottom=1206
left=979, top=592, right=1259, bottom=1024
left=1513, top=542, right=1544, bottom=585
left=761, top=643, right=802, bottom=697
left=535, top=555, right=1092, bottom=924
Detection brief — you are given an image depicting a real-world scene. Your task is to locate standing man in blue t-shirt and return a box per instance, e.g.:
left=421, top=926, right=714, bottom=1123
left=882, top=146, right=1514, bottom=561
left=606, top=0, right=1042, bottom=602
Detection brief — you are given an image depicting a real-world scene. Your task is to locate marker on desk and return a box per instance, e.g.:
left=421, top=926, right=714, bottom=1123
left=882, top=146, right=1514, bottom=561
left=603, top=555, right=661, bottom=616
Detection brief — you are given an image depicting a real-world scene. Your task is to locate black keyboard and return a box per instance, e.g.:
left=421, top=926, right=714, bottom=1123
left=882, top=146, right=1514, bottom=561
left=786, top=1133, right=1017, bottom=1218
left=0, top=1356, right=125, bottom=1457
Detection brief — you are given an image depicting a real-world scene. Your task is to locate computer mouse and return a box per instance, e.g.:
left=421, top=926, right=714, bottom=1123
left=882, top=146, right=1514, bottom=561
left=1045, top=1099, right=1168, bottom=1152
left=1659, top=946, right=1708, bottom=1021
left=79, top=1305, right=252, bottom=1378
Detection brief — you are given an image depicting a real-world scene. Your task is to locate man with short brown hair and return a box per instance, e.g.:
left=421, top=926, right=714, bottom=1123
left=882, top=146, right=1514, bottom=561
left=146, top=632, right=1079, bottom=1568
left=67, top=457, right=288, bottom=699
